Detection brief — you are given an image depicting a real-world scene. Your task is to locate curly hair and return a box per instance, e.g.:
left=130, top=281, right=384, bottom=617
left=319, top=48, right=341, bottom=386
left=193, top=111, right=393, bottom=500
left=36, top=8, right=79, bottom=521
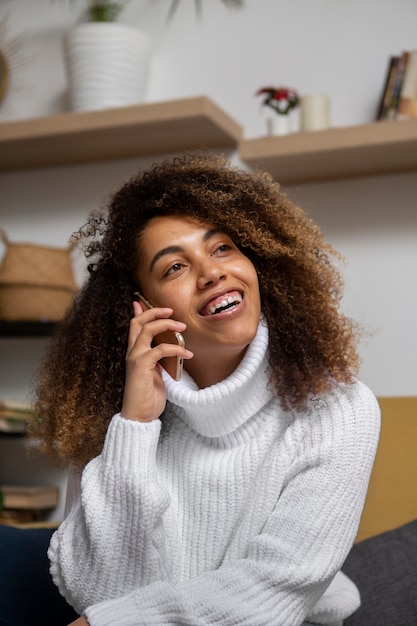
left=29, top=152, right=360, bottom=467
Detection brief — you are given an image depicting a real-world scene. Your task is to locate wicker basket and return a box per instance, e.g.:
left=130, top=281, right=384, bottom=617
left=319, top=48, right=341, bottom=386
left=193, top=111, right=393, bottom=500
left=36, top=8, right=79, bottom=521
left=0, top=229, right=78, bottom=322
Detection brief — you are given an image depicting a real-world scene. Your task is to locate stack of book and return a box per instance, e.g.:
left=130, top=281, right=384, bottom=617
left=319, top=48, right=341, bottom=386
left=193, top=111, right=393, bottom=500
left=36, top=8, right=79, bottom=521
left=0, top=485, right=59, bottom=525
left=376, top=49, right=417, bottom=120
left=0, top=398, right=35, bottom=435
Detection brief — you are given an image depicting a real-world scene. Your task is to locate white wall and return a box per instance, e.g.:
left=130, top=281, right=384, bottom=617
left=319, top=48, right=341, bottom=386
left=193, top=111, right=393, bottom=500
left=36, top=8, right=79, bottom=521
left=287, top=172, right=417, bottom=396
left=1, top=0, right=416, bottom=516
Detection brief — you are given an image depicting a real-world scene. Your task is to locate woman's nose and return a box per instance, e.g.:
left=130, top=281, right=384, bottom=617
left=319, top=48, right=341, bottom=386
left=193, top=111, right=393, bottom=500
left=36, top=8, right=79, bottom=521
left=196, top=262, right=226, bottom=289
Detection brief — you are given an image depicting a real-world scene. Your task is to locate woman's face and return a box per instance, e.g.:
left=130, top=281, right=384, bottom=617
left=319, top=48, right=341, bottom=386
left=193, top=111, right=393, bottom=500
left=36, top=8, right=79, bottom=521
left=136, top=215, right=261, bottom=380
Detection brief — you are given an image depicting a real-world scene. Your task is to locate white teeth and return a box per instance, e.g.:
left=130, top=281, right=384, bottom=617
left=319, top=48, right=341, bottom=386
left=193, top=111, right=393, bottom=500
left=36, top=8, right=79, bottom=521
left=208, top=293, right=242, bottom=315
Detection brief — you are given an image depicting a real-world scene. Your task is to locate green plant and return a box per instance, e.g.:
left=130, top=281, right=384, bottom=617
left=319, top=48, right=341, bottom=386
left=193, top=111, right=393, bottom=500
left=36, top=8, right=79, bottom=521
left=167, top=0, right=244, bottom=22
left=255, top=86, right=300, bottom=115
left=58, top=0, right=244, bottom=23
left=80, top=1, right=126, bottom=22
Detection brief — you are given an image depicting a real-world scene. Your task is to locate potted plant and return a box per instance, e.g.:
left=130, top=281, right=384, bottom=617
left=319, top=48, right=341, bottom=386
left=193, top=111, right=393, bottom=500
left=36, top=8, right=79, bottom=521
left=74, top=1, right=244, bottom=23
left=76, top=1, right=130, bottom=22
left=62, top=1, right=151, bottom=111
left=62, top=0, right=243, bottom=112
left=255, top=86, right=300, bottom=136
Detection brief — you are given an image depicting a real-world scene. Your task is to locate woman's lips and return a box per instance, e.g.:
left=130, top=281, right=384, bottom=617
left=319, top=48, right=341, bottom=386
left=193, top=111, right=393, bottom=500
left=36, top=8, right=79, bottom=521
left=199, top=290, right=243, bottom=316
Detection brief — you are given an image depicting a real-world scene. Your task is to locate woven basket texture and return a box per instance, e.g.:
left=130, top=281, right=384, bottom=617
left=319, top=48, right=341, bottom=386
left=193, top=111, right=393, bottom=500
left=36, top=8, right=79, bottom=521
left=0, top=234, right=78, bottom=322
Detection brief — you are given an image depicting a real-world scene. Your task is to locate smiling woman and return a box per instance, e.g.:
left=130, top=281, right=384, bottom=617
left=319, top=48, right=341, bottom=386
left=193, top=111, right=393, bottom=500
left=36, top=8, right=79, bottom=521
left=29, top=153, right=380, bottom=626
left=134, top=215, right=261, bottom=389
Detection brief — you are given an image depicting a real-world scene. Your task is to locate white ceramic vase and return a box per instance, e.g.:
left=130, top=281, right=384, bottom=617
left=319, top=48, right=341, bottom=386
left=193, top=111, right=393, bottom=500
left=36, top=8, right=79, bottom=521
left=266, top=115, right=291, bottom=136
left=63, top=22, right=152, bottom=112
left=300, top=94, right=331, bottom=131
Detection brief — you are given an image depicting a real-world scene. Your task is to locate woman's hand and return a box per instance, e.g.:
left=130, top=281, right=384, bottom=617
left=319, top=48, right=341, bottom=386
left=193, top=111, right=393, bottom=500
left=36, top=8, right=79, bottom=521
left=68, top=617, right=89, bottom=626
left=121, top=301, right=193, bottom=422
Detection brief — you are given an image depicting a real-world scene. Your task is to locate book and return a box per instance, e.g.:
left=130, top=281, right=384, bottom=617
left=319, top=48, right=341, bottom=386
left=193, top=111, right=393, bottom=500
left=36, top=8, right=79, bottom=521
left=0, top=413, right=31, bottom=434
left=397, top=48, right=417, bottom=118
left=376, top=55, right=400, bottom=120
left=0, top=485, right=59, bottom=510
left=0, top=508, right=38, bottom=525
left=0, top=398, right=35, bottom=434
left=387, top=51, right=409, bottom=119
left=0, top=398, right=34, bottom=416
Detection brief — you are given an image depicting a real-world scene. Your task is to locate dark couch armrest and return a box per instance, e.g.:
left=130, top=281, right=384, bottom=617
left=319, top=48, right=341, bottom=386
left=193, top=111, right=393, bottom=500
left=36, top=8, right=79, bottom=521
left=343, top=519, right=417, bottom=626
left=0, top=524, right=78, bottom=626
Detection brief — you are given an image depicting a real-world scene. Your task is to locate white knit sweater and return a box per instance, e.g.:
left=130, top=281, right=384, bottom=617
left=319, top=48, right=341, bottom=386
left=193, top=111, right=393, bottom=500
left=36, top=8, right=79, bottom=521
left=49, top=321, right=380, bottom=626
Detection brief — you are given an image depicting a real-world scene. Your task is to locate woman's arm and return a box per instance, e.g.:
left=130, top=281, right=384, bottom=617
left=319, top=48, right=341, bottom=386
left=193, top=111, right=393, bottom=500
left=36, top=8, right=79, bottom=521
left=49, top=414, right=171, bottom=614
left=50, top=302, right=193, bottom=614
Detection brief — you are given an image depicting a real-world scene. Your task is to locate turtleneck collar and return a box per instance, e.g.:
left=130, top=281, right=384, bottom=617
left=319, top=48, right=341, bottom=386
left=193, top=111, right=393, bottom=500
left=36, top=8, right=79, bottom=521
left=162, top=319, right=273, bottom=437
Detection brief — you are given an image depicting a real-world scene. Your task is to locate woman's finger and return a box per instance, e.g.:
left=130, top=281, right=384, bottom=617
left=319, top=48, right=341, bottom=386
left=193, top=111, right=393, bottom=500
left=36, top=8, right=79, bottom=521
left=126, top=303, right=174, bottom=352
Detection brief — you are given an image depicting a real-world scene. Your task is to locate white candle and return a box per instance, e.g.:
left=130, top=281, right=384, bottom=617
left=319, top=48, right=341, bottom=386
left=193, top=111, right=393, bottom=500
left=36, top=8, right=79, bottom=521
left=300, top=94, right=331, bottom=131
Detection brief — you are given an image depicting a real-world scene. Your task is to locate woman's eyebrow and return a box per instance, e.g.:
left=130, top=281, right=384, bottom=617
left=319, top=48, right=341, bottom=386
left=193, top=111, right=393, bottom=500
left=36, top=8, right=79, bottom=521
left=203, top=228, right=221, bottom=242
left=150, top=245, right=184, bottom=271
left=149, top=228, right=221, bottom=271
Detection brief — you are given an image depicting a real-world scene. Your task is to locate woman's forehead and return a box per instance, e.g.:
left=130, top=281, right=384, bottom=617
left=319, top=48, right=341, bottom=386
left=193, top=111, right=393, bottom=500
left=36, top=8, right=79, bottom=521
left=144, top=213, right=216, bottom=232
left=139, top=214, right=218, bottom=249
left=137, top=215, right=221, bottom=268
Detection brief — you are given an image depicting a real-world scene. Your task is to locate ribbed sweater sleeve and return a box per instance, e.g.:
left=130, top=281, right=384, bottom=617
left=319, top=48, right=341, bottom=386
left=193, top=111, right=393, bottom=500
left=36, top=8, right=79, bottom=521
left=79, top=383, right=380, bottom=626
left=48, top=414, right=171, bottom=614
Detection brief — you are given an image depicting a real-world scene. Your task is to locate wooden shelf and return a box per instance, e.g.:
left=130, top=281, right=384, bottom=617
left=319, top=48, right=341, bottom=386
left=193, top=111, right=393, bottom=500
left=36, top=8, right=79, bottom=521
left=0, top=96, right=243, bottom=171
left=239, top=118, right=417, bottom=184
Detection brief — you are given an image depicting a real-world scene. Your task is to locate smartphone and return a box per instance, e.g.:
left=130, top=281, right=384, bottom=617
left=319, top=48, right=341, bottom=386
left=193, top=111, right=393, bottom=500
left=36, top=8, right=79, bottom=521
left=134, top=292, right=185, bottom=381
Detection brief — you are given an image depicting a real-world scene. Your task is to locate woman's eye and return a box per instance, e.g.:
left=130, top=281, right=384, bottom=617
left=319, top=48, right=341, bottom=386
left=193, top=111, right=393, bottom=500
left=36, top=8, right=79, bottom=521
left=165, top=262, right=183, bottom=276
left=214, top=244, right=231, bottom=254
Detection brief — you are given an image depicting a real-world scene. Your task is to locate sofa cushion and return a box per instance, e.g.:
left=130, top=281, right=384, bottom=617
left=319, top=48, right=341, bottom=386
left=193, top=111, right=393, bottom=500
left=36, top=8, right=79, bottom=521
left=356, top=397, right=417, bottom=542
left=343, top=518, right=417, bottom=626
left=0, top=524, right=78, bottom=626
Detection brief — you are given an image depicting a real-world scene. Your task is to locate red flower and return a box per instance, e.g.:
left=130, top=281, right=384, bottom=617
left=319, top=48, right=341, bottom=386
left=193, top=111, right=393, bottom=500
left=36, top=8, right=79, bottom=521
left=255, top=86, right=299, bottom=115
